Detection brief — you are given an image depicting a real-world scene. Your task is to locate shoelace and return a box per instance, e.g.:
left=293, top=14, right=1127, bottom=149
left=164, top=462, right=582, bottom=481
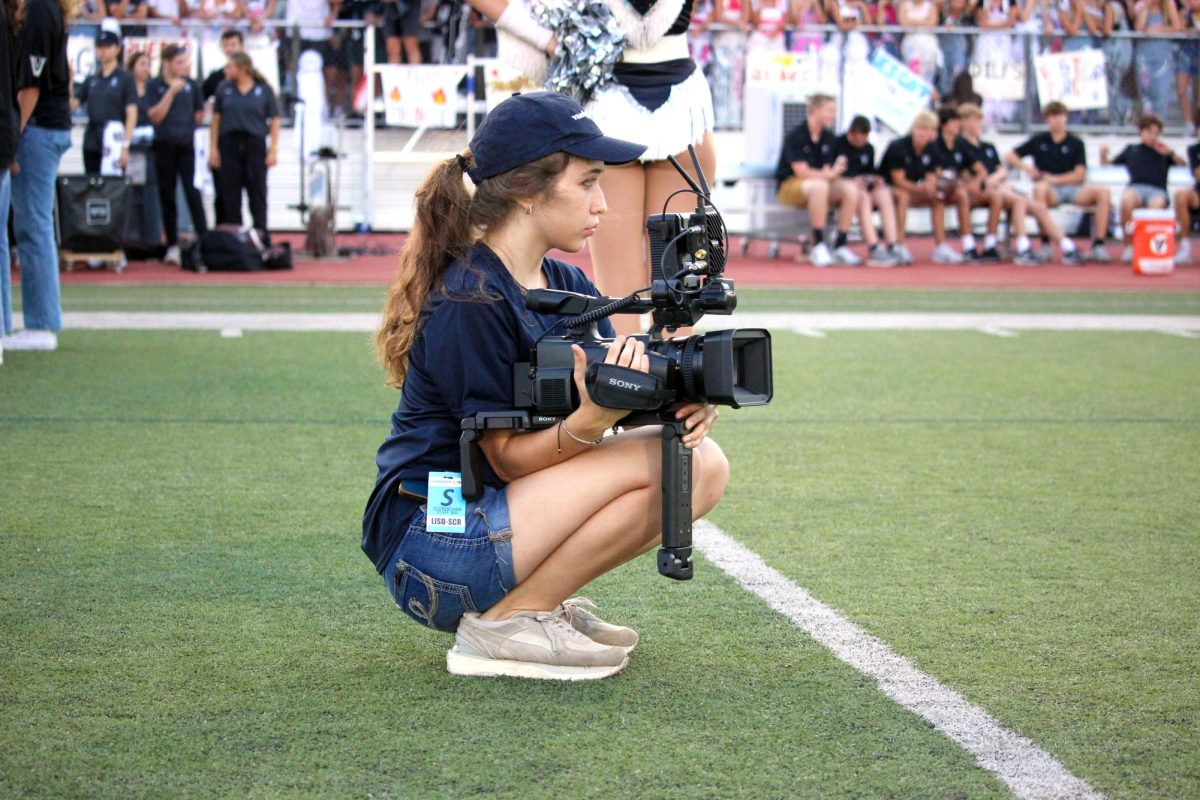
left=532, top=611, right=583, bottom=655
left=559, top=597, right=600, bottom=628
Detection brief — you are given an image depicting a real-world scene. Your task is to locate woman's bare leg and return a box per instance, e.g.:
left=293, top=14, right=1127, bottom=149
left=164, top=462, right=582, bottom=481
left=481, top=431, right=728, bottom=619
left=872, top=184, right=898, bottom=244
left=589, top=162, right=648, bottom=335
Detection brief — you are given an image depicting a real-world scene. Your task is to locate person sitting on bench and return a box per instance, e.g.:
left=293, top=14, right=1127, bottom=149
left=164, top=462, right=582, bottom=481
left=1004, top=100, right=1112, bottom=263
left=1174, top=110, right=1200, bottom=265
left=775, top=93, right=861, bottom=267
left=1100, top=113, right=1186, bottom=262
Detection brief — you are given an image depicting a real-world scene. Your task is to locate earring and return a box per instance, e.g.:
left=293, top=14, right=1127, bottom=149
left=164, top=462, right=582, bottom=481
left=525, top=205, right=533, bottom=215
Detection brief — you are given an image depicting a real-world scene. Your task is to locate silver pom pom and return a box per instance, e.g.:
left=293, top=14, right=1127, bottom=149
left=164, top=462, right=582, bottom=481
left=533, top=0, right=627, bottom=104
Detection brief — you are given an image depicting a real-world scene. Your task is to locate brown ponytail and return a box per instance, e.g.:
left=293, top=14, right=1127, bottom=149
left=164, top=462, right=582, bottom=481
left=375, top=149, right=572, bottom=387
left=228, top=51, right=268, bottom=86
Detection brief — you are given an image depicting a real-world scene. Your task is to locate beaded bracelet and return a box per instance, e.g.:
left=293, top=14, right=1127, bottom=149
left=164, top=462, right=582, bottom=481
left=557, top=418, right=604, bottom=453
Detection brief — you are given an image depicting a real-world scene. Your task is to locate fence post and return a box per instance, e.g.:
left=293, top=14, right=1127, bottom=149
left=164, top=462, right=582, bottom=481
left=364, top=21, right=376, bottom=231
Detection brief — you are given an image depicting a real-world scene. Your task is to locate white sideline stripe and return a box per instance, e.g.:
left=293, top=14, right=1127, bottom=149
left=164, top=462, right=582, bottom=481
left=978, top=326, right=1019, bottom=338
left=28, top=311, right=1200, bottom=335
left=693, top=520, right=1107, bottom=800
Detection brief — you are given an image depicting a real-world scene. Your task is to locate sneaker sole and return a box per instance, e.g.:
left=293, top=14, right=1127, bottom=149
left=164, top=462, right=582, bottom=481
left=446, top=647, right=629, bottom=680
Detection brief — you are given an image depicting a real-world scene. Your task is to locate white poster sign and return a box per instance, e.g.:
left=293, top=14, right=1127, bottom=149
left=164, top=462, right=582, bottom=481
left=867, top=48, right=934, bottom=134
left=1034, top=49, right=1108, bottom=111
left=745, top=50, right=836, bottom=94
left=379, top=65, right=465, bottom=128
left=969, top=58, right=1026, bottom=101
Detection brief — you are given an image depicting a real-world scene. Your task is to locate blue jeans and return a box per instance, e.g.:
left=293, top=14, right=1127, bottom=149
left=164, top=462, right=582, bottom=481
left=12, top=126, right=71, bottom=331
left=386, top=484, right=518, bottom=633
left=0, top=169, right=12, bottom=335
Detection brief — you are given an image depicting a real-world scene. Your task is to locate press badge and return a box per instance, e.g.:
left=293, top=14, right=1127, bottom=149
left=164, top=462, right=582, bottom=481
left=426, top=471, right=467, bottom=533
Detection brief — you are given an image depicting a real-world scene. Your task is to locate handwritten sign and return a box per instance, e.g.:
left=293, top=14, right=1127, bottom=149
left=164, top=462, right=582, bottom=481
left=745, top=51, right=836, bottom=94
left=969, top=58, right=1026, bottom=101
left=867, top=48, right=934, bottom=134
left=379, top=65, right=466, bottom=128
left=1034, top=49, right=1108, bottom=111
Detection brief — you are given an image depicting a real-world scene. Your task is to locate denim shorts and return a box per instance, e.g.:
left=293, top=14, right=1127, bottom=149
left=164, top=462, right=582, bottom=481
left=385, top=485, right=517, bottom=633
left=1126, top=184, right=1169, bottom=205
left=1176, top=40, right=1199, bottom=78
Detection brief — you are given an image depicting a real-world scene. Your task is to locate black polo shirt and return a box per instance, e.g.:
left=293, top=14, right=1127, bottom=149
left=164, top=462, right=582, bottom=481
left=77, top=68, right=136, bottom=152
left=147, top=76, right=202, bottom=145
left=880, top=135, right=935, bottom=185
left=775, top=123, right=837, bottom=184
left=16, top=0, right=71, bottom=130
left=930, top=133, right=978, bottom=174
left=963, top=138, right=1002, bottom=175
left=1014, top=131, right=1087, bottom=176
left=213, top=79, right=278, bottom=139
left=833, top=135, right=876, bottom=178
left=202, top=68, right=225, bottom=101
left=0, top=5, right=19, bottom=168
left=1186, top=142, right=1199, bottom=191
left=1111, top=143, right=1177, bottom=191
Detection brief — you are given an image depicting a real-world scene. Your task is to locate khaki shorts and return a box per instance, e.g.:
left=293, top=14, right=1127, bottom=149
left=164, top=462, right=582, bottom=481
left=777, top=176, right=829, bottom=209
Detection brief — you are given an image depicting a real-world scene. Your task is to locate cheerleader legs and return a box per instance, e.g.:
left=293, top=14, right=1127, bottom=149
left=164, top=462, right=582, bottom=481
left=589, top=132, right=717, bottom=336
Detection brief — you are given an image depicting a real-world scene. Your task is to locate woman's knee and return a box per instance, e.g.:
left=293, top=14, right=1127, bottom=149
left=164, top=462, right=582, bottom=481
left=692, top=438, right=729, bottom=516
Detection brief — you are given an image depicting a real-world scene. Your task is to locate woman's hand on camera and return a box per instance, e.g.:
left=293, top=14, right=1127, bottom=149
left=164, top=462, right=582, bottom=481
left=570, top=335, right=648, bottom=434
left=674, top=402, right=719, bottom=449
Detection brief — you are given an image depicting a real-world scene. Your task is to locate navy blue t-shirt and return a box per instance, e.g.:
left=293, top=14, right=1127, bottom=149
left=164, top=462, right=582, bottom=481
left=147, top=76, right=203, bottom=145
left=361, top=244, right=616, bottom=574
left=1189, top=142, right=1200, bottom=192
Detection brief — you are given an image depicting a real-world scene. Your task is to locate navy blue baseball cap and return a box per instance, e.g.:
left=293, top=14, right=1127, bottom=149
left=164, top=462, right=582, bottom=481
left=467, top=92, right=646, bottom=183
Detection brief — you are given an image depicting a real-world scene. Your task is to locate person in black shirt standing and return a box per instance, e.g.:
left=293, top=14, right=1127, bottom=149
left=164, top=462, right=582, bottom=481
left=148, top=43, right=208, bottom=266
left=203, top=30, right=244, bottom=225
left=73, top=21, right=137, bottom=175
left=957, top=103, right=1084, bottom=265
left=3, top=0, right=73, bottom=352
left=1100, top=113, right=1185, bottom=262
left=1173, top=111, right=1200, bottom=265
left=0, top=0, right=20, bottom=346
left=833, top=115, right=900, bottom=267
left=1004, top=101, right=1113, bottom=262
left=210, top=52, right=280, bottom=237
left=776, top=93, right=862, bottom=267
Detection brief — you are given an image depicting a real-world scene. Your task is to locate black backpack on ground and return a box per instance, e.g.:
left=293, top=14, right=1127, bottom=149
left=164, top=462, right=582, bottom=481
left=198, top=227, right=264, bottom=272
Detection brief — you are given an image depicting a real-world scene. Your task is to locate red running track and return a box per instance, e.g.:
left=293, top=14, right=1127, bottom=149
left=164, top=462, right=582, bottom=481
left=35, top=233, right=1200, bottom=291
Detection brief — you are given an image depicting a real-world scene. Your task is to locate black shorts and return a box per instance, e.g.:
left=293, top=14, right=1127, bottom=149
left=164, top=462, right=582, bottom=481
left=300, top=37, right=347, bottom=69
left=383, top=0, right=421, bottom=38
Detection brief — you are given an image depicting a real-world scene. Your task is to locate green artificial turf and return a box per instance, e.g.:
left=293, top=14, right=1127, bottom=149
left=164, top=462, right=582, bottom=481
left=1, top=309, right=1197, bottom=798
left=26, top=283, right=1200, bottom=315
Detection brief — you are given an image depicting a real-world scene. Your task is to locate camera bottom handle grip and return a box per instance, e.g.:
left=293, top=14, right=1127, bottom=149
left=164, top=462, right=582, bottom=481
left=658, top=421, right=694, bottom=580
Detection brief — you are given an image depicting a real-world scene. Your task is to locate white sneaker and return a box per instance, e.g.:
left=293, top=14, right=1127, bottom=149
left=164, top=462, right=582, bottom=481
left=1174, top=239, right=1191, bottom=265
left=559, top=597, right=638, bottom=652
left=891, top=243, right=914, bottom=264
left=809, top=242, right=834, bottom=267
left=447, top=610, right=629, bottom=681
left=1121, top=245, right=1133, bottom=263
left=164, top=245, right=182, bottom=266
left=1, top=329, right=58, bottom=351
left=832, top=245, right=861, bottom=265
left=866, top=244, right=899, bottom=268
left=932, top=242, right=965, bottom=264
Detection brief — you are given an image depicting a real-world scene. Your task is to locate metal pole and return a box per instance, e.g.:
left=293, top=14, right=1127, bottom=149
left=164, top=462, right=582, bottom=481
left=364, top=21, right=376, bottom=231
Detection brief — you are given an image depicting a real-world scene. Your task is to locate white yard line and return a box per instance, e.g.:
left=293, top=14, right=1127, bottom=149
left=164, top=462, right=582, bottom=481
left=694, top=520, right=1107, bottom=800
left=26, top=311, right=1200, bottom=335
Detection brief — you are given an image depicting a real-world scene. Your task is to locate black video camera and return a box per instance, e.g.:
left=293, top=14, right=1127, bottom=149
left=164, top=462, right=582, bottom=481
left=460, top=146, right=773, bottom=580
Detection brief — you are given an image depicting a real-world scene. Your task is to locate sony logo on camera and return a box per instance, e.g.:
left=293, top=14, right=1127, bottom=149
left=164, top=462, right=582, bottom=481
left=608, top=377, right=641, bottom=392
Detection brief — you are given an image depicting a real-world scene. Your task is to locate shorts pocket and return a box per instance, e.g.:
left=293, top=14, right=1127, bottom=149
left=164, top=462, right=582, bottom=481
left=393, top=559, right=477, bottom=633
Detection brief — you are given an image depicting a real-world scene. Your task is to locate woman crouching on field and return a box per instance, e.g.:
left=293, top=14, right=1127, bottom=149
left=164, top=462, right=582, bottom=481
left=362, top=92, right=729, bottom=681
